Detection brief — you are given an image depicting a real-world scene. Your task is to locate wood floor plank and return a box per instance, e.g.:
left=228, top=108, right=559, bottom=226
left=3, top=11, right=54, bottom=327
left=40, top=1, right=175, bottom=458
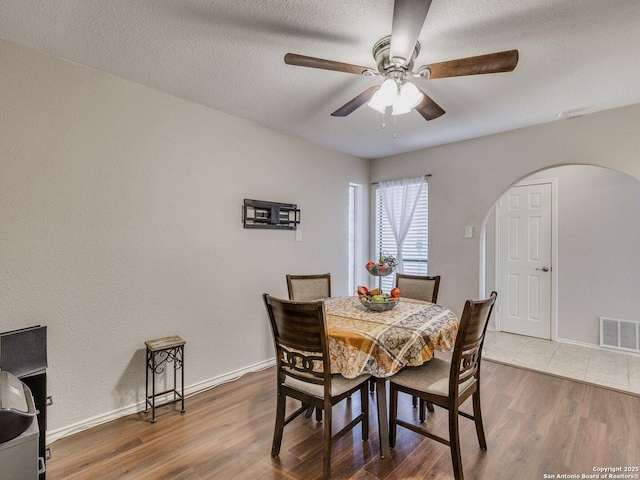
left=46, top=361, right=640, bottom=479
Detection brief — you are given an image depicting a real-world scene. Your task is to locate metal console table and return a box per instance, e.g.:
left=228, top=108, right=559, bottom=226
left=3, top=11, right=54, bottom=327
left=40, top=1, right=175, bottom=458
left=144, top=335, right=185, bottom=423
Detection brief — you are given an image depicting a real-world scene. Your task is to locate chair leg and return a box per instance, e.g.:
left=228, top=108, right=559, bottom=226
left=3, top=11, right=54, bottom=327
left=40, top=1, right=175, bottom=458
left=412, top=395, right=418, bottom=407
left=369, top=378, right=376, bottom=392
left=304, top=404, right=314, bottom=418
left=472, top=390, right=487, bottom=450
left=389, top=385, right=398, bottom=448
left=360, top=385, right=369, bottom=440
left=448, top=406, right=464, bottom=480
left=419, top=399, right=434, bottom=422
left=419, top=398, right=435, bottom=422
left=322, top=403, right=332, bottom=480
left=316, top=406, right=323, bottom=422
left=271, top=392, right=287, bottom=457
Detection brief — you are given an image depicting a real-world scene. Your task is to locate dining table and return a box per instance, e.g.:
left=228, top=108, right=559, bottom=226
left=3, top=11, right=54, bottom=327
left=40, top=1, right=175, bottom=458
left=323, top=295, right=459, bottom=458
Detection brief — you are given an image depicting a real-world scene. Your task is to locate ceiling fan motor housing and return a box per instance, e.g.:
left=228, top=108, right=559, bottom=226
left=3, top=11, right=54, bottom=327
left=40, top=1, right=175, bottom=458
left=373, top=35, right=420, bottom=76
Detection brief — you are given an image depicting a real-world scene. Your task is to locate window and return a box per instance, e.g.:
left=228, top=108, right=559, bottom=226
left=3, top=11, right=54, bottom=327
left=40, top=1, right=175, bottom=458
left=348, top=183, right=362, bottom=294
left=374, top=180, right=428, bottom=292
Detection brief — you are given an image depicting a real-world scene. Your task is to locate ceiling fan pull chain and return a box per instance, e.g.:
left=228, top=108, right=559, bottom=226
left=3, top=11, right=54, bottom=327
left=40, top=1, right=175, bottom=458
left=381, top=110, right=386, bottom=129
left=393, top=114, right=397, bottom=138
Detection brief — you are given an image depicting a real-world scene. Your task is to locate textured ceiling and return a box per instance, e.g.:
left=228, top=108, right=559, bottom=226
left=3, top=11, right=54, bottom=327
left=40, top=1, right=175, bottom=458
left=1, top=0, right=639, bottom=159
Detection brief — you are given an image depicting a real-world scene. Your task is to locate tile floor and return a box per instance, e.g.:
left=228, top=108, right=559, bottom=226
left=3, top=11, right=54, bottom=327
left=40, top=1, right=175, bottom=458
left=483, top=330, right=640, bottom=395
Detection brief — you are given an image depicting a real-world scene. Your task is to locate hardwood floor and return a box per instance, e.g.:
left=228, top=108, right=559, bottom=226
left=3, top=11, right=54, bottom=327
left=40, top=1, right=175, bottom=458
left=47, top=360, right=640, bottom=479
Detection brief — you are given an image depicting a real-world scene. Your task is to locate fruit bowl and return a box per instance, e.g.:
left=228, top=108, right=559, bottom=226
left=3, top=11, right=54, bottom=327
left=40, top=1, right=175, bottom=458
left=366, top=263, right=396, bottom=277
left=359, top=296, right=400, bottom=312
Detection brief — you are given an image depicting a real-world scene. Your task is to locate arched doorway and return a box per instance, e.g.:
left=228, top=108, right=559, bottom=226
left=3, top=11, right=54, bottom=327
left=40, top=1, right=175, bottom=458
left=481, top=164, right=640, bottom=347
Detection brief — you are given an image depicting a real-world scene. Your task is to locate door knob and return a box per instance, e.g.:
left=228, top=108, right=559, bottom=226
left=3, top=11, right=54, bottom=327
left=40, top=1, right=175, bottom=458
left=535, top=267, right=549, bottom=272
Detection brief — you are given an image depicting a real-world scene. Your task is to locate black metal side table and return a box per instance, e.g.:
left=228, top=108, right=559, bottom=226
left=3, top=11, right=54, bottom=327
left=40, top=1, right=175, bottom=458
left=144, top=335, right=185, bottom=423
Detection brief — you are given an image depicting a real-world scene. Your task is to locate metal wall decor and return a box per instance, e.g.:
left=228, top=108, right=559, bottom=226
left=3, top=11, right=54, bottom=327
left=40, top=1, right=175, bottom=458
left=243, top=199, right=300, bottom=230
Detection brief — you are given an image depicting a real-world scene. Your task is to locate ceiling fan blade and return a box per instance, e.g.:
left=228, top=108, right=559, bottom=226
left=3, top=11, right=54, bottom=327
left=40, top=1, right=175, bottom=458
left=285, top=53, right=373, bottom=75
left=414, top=88, right=445, bottom=121
left=390, top=0, right=433, bottom=65
left=331, top=86, right=380, bottom=117
left=418, top=49, right=519, bottom=79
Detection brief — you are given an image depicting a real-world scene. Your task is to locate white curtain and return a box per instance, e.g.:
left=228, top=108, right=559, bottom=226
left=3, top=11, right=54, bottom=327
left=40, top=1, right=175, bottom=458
left=379, top=176, right=425, bottom=274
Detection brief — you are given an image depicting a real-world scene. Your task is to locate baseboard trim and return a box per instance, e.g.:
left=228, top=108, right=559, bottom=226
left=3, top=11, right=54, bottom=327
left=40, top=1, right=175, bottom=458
left=47, top=358, right=275, bottom=443
left=554, top=335, right=640, bottom=357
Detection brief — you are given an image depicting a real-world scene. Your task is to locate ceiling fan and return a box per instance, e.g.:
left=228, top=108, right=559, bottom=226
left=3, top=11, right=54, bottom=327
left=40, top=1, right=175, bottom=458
left=284, top=0, right=519, bottom=122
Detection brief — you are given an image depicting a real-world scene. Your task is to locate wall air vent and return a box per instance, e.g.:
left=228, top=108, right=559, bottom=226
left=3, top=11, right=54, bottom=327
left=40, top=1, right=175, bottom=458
left=600, top=317, right=640, bottom=353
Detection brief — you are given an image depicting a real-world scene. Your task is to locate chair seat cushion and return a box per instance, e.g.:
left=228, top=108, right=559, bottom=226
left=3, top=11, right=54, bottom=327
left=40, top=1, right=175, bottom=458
left=389, top=357, right=475, bottom=397
left=285, top=373, right=371, bottom=399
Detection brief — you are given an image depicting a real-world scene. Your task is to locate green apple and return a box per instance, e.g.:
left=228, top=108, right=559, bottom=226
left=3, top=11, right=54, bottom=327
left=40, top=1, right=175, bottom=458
left=372, top=295, right=385, bottom=303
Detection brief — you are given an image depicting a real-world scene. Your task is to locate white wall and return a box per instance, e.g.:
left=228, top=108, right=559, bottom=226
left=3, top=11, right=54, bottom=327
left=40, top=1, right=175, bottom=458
left=0, top=40, right=370, bottom=434
left=485, top=165, right=640, bottom=345
left=371, top=103, right=640, bottom=331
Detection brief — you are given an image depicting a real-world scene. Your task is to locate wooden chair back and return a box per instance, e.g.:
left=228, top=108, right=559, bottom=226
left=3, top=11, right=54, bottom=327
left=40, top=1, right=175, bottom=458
left=286, top=274, right=331, bottom=301
left=449, top=291, right=497, bottom=395
left=263, top=294, right=329, bottom=388
left=395, top=274, right=440, bottom=303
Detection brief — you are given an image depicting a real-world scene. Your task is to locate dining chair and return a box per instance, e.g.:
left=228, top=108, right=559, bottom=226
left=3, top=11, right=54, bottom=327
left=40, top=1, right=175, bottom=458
left=286, top=273, right=331, bottom=301
left=388, top=291, right=497, bottom=480
left=394, top=273, right=442, bottom=415
left=286, top=273, right=332, bottom=421
left=263, top=294, right=370, bottom=480
left=395, top=273, right=441, bottom=303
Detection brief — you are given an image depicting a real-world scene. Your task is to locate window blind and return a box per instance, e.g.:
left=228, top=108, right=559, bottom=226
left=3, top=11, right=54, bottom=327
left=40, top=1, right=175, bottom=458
left=374, top=181, right=428, bottom=292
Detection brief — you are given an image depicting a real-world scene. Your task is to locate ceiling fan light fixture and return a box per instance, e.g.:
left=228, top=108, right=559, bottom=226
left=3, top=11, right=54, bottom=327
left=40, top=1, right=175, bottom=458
left=368, top=78, right=398, bottom=113
left=378, top=78, right=399, bottom=104
left=392, top=103, right=412, bottom=115
left=399, top=81, right=423, bottom=108
left=390, top=81, right=423, bottom=115
left=368, top=93, right=388, bottom=113
left=369, top=78, right=423, bottom=116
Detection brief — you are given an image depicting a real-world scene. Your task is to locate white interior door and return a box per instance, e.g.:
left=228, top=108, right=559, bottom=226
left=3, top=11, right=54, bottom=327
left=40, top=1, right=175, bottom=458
left=498, top=183, right=552, bottom=339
